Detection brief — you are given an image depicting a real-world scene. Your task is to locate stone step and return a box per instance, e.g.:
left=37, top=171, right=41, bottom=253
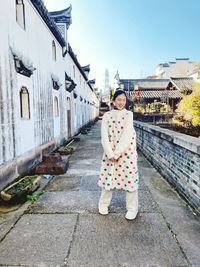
left=35, top=160, right=69, bottom=175
left=43, top=153, right=62, bottom=163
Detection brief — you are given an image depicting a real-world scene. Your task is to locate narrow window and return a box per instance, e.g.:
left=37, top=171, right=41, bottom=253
left=73, top=66, right=75, bottom=78
left=52, top=41, right=56, bottom=61
left=66, top=97, right=71, bottom=110
left=54, top=96, right=59, bottom=116
left=20, top=87, right=30, bottom=119
left=16, top=0, right=25, bottom=30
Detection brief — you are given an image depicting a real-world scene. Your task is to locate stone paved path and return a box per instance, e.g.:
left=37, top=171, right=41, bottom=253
left=0, top=120, right=199, bottom=267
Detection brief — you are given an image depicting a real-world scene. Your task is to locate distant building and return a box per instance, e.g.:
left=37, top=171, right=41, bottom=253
left=188, top=68, right=200, bottom=83
left=104, top=69, right=110, bottom=93
left=114, top=71, right=120, bottom=89
left=115, top=75, right=193, bottom=111
left=156, top=58, right=200, bottom=79
left=114, top=57, right=198, bottom=111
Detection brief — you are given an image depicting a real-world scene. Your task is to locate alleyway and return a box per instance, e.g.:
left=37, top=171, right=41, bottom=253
left=0, top=120, right=199, bottom=267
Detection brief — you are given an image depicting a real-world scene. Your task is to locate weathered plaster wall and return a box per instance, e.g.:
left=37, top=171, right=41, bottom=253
left=134, top=121, right=200, bottom=215
left=0, top=0, right=99, bottom=189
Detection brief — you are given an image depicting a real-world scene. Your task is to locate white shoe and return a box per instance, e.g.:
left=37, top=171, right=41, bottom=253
left=99, top=206, right=108, bottom=215
left=125, top=210, right=138, bottom=220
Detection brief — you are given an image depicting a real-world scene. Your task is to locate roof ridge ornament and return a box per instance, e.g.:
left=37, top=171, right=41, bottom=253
left=50, top=5, right=72, bottom=30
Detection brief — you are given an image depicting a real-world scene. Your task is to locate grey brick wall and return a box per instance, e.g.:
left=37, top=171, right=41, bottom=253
left=134, top=121, right=200, bottom=215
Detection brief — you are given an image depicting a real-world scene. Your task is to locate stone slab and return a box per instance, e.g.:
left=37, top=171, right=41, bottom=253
left=0, top=214, right=77, bottom=267
left=110, top=189, right=158, bottom=213
left=140, top=166, right=187, bottom=206
left=138, top=157, right=153, bottom=168
left=158, top=204, right=200, bottom=266
left=29, top=189, right=158, bottom=214
left=44, top=174, right=148, bottom=193
left=79, top=174, right=148, bottom=192
left=29, top=191, right=100, bottom=214
left=66, top=167, right=100, bottom=176
left=44, top=175, right=81, bottom=192
left=80, top=175, right=101, bottom=191
left=139, top=164, right=200, bottom=266
left=0, top=202, right=30, bottom=242
left=69, top=158, right=102, bottom=172
left=67, top=162, right=101, bottom=172
left=65, top=213, right=187, bottom=267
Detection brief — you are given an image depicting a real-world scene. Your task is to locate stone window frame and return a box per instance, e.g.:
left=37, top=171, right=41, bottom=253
left=66, top=97, right=71, bottom=111
left=16, top=0, right=26, bottom=30
left=20, top=87, right=30, bottom=119
left=74, top=102, right=77, bottom=116
left=73, top=65, right=75, bottom=78
left=54, top=96, right=59, bottom=117
left=52, top=41, right=56, bottom=61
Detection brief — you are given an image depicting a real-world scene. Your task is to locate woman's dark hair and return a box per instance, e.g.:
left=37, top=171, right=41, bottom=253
left=112, top=89, right=127, bottom=101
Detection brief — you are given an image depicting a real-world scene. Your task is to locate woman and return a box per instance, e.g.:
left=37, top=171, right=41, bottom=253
left=98, top=89, right=139, bottom=220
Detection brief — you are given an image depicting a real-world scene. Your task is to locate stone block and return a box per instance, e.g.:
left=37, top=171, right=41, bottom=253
left=35, top=160, right=69, bottom=175
left=43, top=153, right=62, bottom=163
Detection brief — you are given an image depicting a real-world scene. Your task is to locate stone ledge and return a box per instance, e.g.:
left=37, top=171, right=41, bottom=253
left=134, top=121, right=200, bottom=155
left=0, top=140, right=56, bottom=191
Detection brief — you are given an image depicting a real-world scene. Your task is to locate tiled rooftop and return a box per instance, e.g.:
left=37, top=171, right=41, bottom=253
left=120, top=79, right=169, bottom=90
left=169, top=77, right=195, bottom=92
left=129, top=90, right=183, bottom=99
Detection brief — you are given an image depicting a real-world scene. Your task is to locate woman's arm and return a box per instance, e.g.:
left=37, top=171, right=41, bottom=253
left=113, top=112, right=136, bottom=159
left=101, top=113, right=115, bottom=159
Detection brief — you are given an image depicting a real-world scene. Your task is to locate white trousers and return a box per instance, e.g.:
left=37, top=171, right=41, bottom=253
left=99, top=188, right=138, bottom=212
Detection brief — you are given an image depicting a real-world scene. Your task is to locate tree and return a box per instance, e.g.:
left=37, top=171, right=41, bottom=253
left=176, top=82, right=200, bottom=127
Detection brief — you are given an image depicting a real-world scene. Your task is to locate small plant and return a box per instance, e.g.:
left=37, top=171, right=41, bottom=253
left=64, top=145, right=75, bottom=151
left=1, top=175, right=41, bottom=202
left=27, top=190, right=44, bottom=201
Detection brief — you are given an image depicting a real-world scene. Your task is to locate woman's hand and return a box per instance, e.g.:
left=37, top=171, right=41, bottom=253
left=109, top=157, right=116, bottom=162
left=110, top=157, right=119, bottom=162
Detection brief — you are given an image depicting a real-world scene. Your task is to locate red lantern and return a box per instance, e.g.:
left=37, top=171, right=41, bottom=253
left=136, top=91, right=140, bottom=97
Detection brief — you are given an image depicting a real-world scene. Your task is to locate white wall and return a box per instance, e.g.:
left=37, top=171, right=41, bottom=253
left=156, top=59, right=200, bottom=79
left=0, top=0, right=99, bottom=172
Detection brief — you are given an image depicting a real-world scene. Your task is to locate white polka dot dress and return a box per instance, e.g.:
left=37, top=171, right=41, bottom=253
left=98, top=109, right=139, bottom=192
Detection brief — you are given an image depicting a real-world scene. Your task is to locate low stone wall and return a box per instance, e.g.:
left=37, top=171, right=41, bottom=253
left=134, top=121, right=200, bottom=215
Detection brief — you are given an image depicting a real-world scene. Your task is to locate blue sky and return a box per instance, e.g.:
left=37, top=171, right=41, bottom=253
left=44, top=0, right=200, bottom=89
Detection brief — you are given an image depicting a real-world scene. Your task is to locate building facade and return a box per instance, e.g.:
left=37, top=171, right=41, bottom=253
left=156, top=58, right=200, bottom=79
left=0, top=0, right=99, bottom=189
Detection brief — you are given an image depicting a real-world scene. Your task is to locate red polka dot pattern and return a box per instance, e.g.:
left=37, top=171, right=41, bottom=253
left=98, top=110, right=139, bottom=192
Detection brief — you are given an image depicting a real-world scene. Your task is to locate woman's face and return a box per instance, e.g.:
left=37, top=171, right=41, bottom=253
left=113, top=93, right=126, bottom=110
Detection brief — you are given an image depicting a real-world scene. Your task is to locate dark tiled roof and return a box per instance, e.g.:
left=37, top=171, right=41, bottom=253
left=170, top=77, right=195, bottom=91
left=89, top=79, right=95, bottom=84
left=129, top=90, right=183, bottom=99
left=50, top=6, right=72, bottom=29
left=68, top=45, right=94, bottom=92
left=30, top=0, right=66, bottom=47
left=82, top=65, right=90, bottom=72
left=163, top=63, right=169, bottom=67
left=30, top=0, right=95, bottom=94
left=120, top=79, right=169, bottom=90
left=175, top=58, right=189, bottom=61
